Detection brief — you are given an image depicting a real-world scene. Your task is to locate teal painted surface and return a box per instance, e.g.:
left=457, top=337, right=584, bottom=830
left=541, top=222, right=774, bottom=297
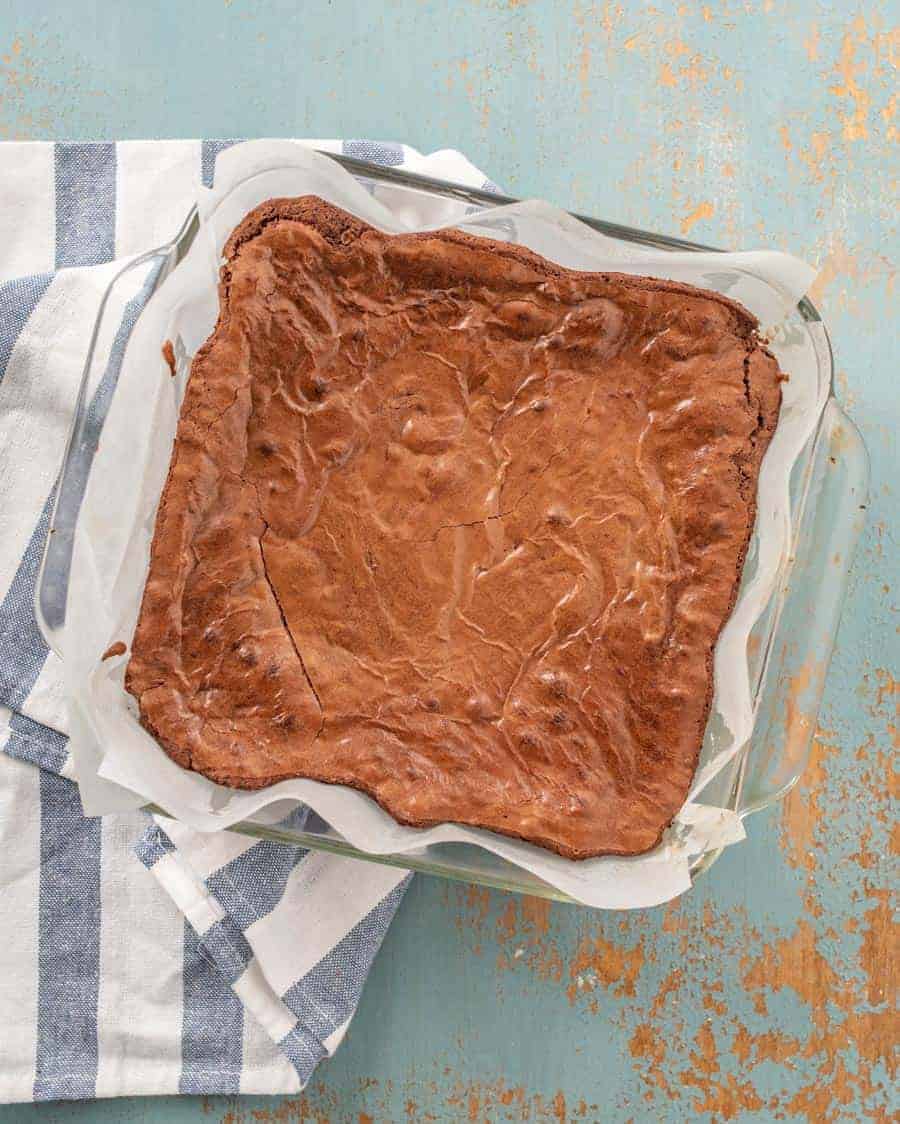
left=0, top=1, right=895, bottom=1120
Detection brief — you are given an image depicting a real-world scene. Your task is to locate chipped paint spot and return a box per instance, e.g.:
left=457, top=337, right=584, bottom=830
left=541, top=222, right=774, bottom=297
left=780, top=721, right=835, bottom=871
left=808, top=234, right=896, bottom=312
left=680, top=200, right=714, bottom=234
left=658, top=61, right=677, bottom=88
left=883, top=90, right=898, bottom=142
left=736, top=904, right=896, bottom=1121
left=797, top=130, right=830, bottom=182
left=495, top=896, right=564, bottom=981
left=629, top=1023, right=672, bottom=1097
left=680, top=1023, right=765, bottom=1118
left=829, top=18, right=873, bottom=141
left=442, top=1078, right=584, bottom=1121
left=859, top=889, right=896, bottom=1008
left=744, top=920, right=847, bottom=1021
left=567, top=930, right=645, bottom=1006
left=872, top=667, right=898, bottom=712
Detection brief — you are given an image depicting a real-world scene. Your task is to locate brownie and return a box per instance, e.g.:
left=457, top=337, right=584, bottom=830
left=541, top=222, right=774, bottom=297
left=125, top=196, right=782, bottom=859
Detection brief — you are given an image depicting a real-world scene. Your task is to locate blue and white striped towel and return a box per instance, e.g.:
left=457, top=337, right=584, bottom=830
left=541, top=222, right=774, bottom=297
left=0, top=139, right=494, bottom=1103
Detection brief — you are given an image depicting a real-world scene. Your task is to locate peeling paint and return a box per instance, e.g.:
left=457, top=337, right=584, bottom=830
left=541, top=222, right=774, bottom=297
left=680, top=199, right=714, bottom=233
left=829, top=20, right=873, bottom=141
left=779, top=715, right=835, bottom=870
left=567, top=930, right=645, bottom=1006
left=804, top=23, right=820, bottom=62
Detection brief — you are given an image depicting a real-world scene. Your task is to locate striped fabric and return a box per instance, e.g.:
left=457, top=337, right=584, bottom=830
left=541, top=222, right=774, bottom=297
left=0, top=138, right=493, bottom=1103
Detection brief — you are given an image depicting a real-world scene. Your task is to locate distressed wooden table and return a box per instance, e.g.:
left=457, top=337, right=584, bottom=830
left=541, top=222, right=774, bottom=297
left=0, top=2, right=895, bottom=1120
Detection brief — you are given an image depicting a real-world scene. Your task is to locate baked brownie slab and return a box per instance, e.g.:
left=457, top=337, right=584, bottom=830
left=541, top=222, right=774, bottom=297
left=126, top=197, right=782, bottom=859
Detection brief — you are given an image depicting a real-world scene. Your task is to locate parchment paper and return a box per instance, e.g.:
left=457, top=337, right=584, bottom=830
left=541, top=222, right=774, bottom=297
left=63, top=141, right=825, bottom=908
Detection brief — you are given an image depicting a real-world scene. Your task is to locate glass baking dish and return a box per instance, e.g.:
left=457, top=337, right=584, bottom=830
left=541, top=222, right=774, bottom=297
left=37, top=153, right=869, bottom=903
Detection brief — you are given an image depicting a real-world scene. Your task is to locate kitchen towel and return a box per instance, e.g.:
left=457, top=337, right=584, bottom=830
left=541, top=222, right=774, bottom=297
left=0, top=138, right=492, bottom=1102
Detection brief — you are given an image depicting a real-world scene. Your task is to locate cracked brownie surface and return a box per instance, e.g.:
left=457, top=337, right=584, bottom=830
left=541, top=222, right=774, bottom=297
left=125, top=196, right=782, bottom=858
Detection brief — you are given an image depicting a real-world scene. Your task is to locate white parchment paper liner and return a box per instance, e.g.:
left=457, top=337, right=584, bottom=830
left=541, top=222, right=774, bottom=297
left=64, top=142, right=826, bottom=908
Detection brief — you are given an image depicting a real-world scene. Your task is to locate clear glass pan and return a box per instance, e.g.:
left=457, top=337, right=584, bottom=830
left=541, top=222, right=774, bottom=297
left=37, top=153, right=869, bottom=902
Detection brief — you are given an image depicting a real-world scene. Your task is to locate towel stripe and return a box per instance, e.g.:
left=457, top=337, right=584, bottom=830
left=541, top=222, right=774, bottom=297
left=205, top=819, right=309, bottom=932
left=303, top=810, right=331, bottom=834
left=281, top=877, right=409, bottom=1044
left=30, top=141, right=116, bottom=1103
left=0, top=273, right=54, bottom=380
left=54, top=143, right=116, bottom=269
left=4, top=711, right=68, bottom=774
left=180, top=921, right=243, bottom=1094
left=342, top=139, right=405, bottom=166
left=0, top=489, right=55, bottom=714
left=200, top=917, right=255, bottom=985
left=276, top=1024, right=327, bottom=1086
left=201, top=140, right=239, bottom=188
left=33, top=770, right=102, bottom=1100
left=133, top=822, right=177, bottom=869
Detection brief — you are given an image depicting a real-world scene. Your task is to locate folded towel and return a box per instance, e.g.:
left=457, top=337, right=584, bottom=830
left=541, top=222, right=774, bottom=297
left=0, top=138, right=493, bottom=1102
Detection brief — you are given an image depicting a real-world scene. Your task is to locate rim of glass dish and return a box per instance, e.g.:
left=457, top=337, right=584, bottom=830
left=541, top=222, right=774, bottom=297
left=37, top=150, right=849, bottom=902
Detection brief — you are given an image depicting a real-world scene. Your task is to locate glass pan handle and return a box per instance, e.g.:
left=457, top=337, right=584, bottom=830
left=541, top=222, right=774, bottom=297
left=35, top=209, right=199, bottom=658
left=737, top=400, right=869, bottom=815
